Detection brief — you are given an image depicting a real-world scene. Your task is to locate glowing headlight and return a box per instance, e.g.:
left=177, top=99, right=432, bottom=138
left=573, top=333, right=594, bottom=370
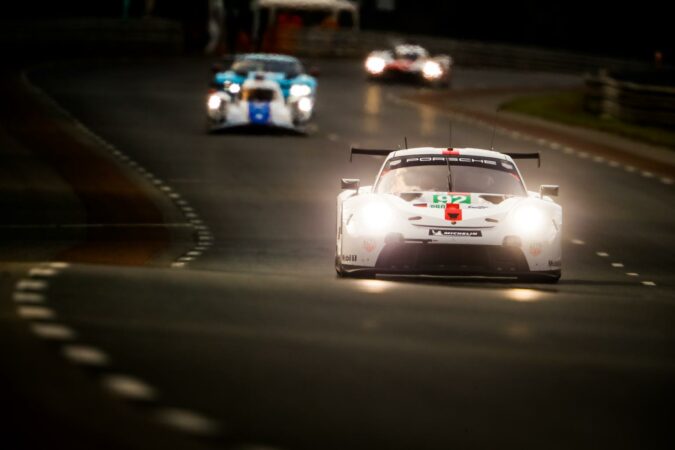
left=298, top=96, right=313, bottom=113
left=207, top=94, right=222, bottom=110
left=422, top=61, right=443, bottom=79
left=290, top=84, right=312, bottom=97
left=227, top=83, right=241, bottom=95
left=362, top=202, right=393, bottom=233
left=365, top=56, right=386, bottom=74
left=512, top=206, right=546, bottom=235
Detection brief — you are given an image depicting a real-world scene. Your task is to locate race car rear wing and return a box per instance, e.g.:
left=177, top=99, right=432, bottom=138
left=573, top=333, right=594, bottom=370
left=505, top=152, right=541, bottom=167
left=350, top=147, right=395, bottom=162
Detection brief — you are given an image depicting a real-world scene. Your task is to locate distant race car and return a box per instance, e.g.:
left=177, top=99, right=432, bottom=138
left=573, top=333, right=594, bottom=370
left=336, top=147, right=562, bottom=282
left=211, top=53, right=317, bottom=120
left=207, top=75, right=309, bottom=133
left=364, top=44, right=452, bottom=87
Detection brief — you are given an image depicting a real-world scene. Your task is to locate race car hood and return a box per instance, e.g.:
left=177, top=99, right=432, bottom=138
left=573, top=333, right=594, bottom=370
left=382, top=191, right=525, bottom=227
left=214, top=71, right=317, bottom=99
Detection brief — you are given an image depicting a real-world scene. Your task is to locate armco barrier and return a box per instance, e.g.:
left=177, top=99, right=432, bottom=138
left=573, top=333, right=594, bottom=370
left=585, top=73, right=675, bottom=127
left=0, top=18, right=183, bottom=56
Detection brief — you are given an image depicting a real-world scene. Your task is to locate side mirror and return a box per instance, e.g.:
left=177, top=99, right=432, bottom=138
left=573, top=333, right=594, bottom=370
left=211, top=63, right=224, bottom=74
left=539, top=185, right=559, bottom=197
left=341, top=178, right=360, bottom=191
left=308, top=66, right=320, bottom=78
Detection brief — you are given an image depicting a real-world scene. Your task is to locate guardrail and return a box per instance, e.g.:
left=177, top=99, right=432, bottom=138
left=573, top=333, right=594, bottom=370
left=0, top=18, right=183, bottom=56
left=271, top=29, right=655, bottom=74
left=584, top=72, right=675, bottom=128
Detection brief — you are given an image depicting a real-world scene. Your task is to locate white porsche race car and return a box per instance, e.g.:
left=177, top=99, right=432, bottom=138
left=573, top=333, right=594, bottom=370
left=206, top=74, right=312, bottom=133
left=336, top=147, right=562, bottom=282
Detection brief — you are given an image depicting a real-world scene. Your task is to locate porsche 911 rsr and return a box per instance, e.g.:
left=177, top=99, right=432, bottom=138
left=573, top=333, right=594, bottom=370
left=365, top=44, right=452, bottom=87
left=207, top=76, right=310, bottom=133
left=211, top=53, right=317, bottom=120
left=336, top=147, right=562, bottom=282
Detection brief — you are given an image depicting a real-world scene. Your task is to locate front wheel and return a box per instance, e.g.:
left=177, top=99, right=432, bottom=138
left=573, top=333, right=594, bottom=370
left=518, top=271, right=561, bottom=284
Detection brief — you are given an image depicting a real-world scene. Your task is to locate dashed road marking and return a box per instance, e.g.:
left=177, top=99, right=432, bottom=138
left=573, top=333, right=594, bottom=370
left=611, top=262, right=624, bottom=268
left=13, top=292, right=45, bottom=303
left=17, top=306, right=55, bottom=320
left=63, top=345, right=110, bottom=366
left=608, top=160, right=620, bottom=168
left=48, top=262, right=70, bottom=269
left=29, top=267, right=57, bottom=277
left=596, top=251, right=609, bottom=257
left=641, top=281, right=657, bottom=287
left=625, top=165, right=636, bottom=173
left=31, top=323, right=76, bottom=340
left=327, top=133, right=339, bottom=142
left=578, top=152, right=589, bottom=159
left=626, top=272, right=639, bottom=277
left=593, top=156, right=605, bottom=163
left=103, top=374, right=157, bottom=401
left=563, top=147, right=575, bottom=154
left=171, top=262, right=186, bottom=268
left=641, top=171, right=654, bottom=178
left=571, top=239, right=585, bottom=245
left=155, top=408, right=220, bottom=436
left=16, top=279, right=48, bottom=291
left=661, top=177, right=673, bottom=185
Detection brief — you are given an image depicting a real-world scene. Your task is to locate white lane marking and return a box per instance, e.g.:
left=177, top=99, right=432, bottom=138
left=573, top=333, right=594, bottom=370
left=161, top=186, right=172, bottom=192
left=571, top=239, right=585, bottom=245
left=327, top=133, right=339, bottom=142
left=17, top=306, right=55, bottom=320
left=641, top=171, right=654, bottom=178
left=62, top=345, right=110, bottom=366
left=29, top=267, right=57, bottom=277
left=642, top=281, right=657, bottom=287
left=611, top=262, right=624, bottom=268
left=608, top=160, right=620, bottom=168
left=549, top=142, right=561, bottom=150
left=185, top=213, right=198, bottom=219
left=155, top=408, right=220, bottom=436
left=187, top=251, right=201, bottom=257
left=182, top=206, right=194, bottom=212
left=13, top=292, right=45, bottom=303
left=31, top=323, right=76, bottom=340
left=578, top=152, right=589, bottom=159
left=563, top=146, right=576, bottom=154
left=103, top=374, right=157, bottom=401
left=179, top=257, right=194, bottom=262
left=593, top=156, right=605, bottom=163
left=169, top=193, right=181, bottom=200
left=48, top=262, right=70, bottom=269
left=171, top=262, right=186, bottom=268
left=625, top=165, right=636, bottom=173
left=626, top=272, right=639, bottom=277
left=661, top=177, right=673, bottom=185
left=16, top=279, right=48, bottom=291
left=596, top=251, right=609, bottom=257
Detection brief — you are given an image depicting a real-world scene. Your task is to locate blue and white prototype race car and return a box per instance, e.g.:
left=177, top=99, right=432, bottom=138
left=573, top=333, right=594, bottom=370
left=211, top=53, right=317, bottom=118
left=207, top=74, right=310, bottom=133
left=336, top=147, right=562, bottom=282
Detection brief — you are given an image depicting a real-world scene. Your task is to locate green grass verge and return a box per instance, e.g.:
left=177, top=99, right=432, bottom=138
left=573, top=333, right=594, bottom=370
left=501, top=91, right=675, bottom=150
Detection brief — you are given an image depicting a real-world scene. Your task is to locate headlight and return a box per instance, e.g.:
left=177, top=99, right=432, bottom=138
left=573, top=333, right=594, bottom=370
left=512, top=206, right=546, bottom=235
left=207, top=94, right=222, bottom=110
left=297, top=96, right=313, bottom=113
left=365, top=56, right=386, bottom=74
left=422, top=61, right=443, bottom=79
left=227, top=83, right=241, bottom=95
left=290, top=84, right=312, bottom=97
left=362, top=202, right=393, bottom=233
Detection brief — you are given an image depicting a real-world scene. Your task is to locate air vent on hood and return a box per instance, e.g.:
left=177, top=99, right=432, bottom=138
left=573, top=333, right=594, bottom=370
left=399, top=192, right=423, bottom=202
left=480, top=195, right=506, bottom=204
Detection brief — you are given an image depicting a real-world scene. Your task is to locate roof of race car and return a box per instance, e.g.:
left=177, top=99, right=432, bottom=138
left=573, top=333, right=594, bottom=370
left=237, top=53, right=299, bottom=63
left=388, top=147, right=512, bottom=160
left=394, top=44, right=427, bottom=54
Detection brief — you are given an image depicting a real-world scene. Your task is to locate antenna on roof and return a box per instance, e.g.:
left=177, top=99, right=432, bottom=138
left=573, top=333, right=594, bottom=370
left=490, top=107, right=501, bottom=151
left=404, top=136, right=408, bottom=149
left=448, top=120, right=453, bottom=147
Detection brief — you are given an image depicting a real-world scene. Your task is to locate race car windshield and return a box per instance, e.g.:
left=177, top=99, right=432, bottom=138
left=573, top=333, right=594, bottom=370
left=375, top=155, right=526, bottom=196
left=242, top=88, right=276, bottom=102
left=234, top=58, right=303, bottom=76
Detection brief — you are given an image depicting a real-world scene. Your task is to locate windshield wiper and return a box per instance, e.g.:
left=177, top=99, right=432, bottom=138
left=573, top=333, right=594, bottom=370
left=445, top=157, right=453, bottom=191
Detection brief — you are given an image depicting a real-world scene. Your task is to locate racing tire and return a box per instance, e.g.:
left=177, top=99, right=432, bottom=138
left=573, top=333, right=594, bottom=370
left=335, top=257, right=373, bottom=279
left=517, top=271, right=561, bottom=284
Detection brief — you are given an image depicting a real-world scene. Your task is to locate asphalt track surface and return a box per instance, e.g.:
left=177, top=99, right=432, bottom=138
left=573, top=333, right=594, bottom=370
left=3, top=58, right=675, bottom=449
